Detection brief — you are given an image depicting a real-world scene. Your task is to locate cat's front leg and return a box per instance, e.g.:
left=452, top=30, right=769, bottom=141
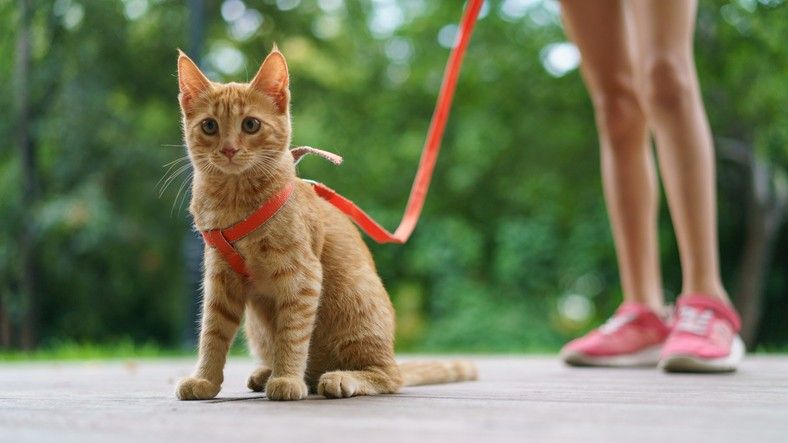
left=265, top=260, right=322, bottom=401
left=176, top=270, right=244, bottom=400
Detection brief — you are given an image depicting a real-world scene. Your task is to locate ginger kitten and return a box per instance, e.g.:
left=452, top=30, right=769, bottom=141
left=175, top=47, right=476, bottom=401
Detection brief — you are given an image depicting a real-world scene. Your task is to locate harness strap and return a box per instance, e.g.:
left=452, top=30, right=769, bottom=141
left=291, top=146, right=343, bottom=166
left=201, top=230, right=251, bottom=278
left=200, top=182, right=294, bottom=278
left=221, top=182, right=295, bottom=242
left=310, top=181, right=402, bottom=244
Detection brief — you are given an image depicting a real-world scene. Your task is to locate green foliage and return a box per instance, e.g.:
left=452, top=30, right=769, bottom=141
left=0, top=0, right=786, bottom=353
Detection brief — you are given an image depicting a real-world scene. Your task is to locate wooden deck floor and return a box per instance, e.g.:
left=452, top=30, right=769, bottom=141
left=1, top=356, right=787, bottom=442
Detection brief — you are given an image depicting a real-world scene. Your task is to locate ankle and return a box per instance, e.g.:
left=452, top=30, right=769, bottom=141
left=680, top=286, right=731, bottom=306
left=622, top=295, right=665, bottom=314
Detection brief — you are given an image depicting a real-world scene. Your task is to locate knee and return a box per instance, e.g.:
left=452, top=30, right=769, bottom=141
left=591, top=81, right=646, bottom=149
left=644, top=56, right=693, bottom=113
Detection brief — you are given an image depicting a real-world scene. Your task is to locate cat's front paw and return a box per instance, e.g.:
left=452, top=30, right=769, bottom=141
left=265, top=376, right=308, bottom=401
left=175, top=377, right=220, bottom=400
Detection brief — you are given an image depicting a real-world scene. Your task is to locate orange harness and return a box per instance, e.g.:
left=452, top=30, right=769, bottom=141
left=201, top=0, right=483, bottom=278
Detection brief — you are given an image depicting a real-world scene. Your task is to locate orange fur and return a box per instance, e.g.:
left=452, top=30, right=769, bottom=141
left=174, top=48, right=476, bottom=401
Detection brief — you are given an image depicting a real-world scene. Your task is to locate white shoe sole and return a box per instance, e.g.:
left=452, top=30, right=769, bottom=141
left=561, top=344, right=663, bottom=367
left=659, top=335, right=745, bottom=373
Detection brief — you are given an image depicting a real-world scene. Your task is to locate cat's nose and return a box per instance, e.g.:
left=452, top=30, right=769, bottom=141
left=220, top=146, right=239, bottom=159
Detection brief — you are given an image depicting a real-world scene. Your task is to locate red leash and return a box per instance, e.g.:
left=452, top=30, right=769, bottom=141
left=202, top=0, right=483, bottom=277
left=310, top=0, right=483, bottom=244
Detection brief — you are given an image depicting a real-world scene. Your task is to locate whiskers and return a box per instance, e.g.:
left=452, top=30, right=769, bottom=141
left=157, top=148, right=285, bottom=217
left=158, top=155, right=190, bottom=197
left=157, top=152, right=194, bottom=217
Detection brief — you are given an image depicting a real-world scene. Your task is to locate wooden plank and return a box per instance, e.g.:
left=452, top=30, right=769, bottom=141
left=0, top=356, right=786, bottom=442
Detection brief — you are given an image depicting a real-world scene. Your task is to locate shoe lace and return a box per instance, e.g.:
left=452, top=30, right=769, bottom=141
left=675, top=306, right=713, bottom=335
left=599, top=312, right=636, bottom=335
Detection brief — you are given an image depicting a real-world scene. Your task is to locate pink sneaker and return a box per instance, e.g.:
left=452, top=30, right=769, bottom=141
left=659, top=294, right=745, bottom=373
left=561, top=302, right=671, bottom=367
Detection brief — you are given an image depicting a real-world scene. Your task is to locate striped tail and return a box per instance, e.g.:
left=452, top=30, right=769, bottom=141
left=399, top=360, right=478, bottom=387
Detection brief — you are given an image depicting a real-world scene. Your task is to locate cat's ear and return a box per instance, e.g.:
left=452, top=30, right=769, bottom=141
left=177, top=50, right=211, bottom=112
left=250, top=44, right=290, bottom=114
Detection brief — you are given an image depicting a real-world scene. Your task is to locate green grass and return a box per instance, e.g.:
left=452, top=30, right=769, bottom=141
left=0, top=341, right=556, bottom=362
left=2, top=340, right=786, bottom=362
left=0, top=340, right=182, bottom=362
left=0, top=338, right=273, bottom=362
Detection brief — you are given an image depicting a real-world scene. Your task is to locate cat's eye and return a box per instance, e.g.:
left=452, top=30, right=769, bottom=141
left=242, top=117, right=261, bottom=134
left=201, top=118, right=219, bottom=135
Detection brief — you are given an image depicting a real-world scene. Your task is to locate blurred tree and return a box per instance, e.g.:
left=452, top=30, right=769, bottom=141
left=696, top=0, right=788, bottom=345
left=10, top=0, right=40, bottom=349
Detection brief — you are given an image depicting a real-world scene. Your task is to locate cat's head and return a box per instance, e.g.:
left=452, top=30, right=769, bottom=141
left=177, top=47, right=291, bottom=176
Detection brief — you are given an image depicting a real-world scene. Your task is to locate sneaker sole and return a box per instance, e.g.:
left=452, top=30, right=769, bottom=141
left=561, top=344, right=663, bottom=367
left=659, top=335, right=745, bottom=373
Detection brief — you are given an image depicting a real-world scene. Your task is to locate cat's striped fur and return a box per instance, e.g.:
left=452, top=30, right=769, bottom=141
left=174, top=48, right=476, bottom=401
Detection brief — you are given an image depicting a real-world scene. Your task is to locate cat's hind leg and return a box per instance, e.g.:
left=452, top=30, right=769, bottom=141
left=317, top=339, right=403, bottom=399
left=317, top=365, right=402, bottom=398
left=317, top=310, right=402, bottom=398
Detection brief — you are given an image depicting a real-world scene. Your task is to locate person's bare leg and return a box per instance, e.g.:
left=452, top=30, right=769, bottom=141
left=627, top=0, right=729, bottom=301
left=561, top=0, right=664, bottom=311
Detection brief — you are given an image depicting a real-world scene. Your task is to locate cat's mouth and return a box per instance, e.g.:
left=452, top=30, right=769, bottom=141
left=211, top=157, right=250, bottom=175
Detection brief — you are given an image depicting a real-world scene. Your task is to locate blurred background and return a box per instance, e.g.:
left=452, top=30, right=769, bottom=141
left=0, top=0, right=786, bottom=358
